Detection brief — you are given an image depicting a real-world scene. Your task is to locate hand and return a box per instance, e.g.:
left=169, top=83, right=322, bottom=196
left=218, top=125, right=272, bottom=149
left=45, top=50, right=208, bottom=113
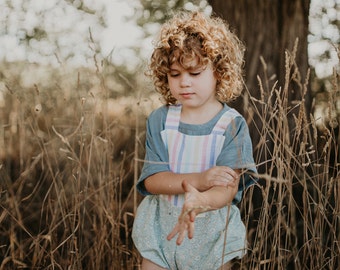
left=167, top=181, right=210, bottom=245
left=198, top=166, right=240, bottom=191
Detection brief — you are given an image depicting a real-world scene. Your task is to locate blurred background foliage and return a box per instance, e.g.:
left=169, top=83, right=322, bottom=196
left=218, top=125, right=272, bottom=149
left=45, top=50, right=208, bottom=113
left=0, top=0, right=339, bottom=269
left=0, top=0, right=338, bottom=120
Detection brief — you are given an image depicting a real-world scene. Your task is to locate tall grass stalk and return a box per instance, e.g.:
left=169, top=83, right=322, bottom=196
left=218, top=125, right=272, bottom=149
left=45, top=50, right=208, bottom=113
left=238, top=44, right=339, bottom=269
left=0, top=44, right=338, bottom=269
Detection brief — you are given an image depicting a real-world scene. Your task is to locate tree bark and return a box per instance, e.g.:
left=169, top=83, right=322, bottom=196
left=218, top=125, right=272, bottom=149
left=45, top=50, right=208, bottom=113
left=208, top=1, right=313, bottom=268
left=208, top=0, right=311, bottom=171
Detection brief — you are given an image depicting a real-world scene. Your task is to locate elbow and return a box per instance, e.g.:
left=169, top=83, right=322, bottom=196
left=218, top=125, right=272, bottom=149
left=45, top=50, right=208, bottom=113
left=144, top=177, right=155, bottom=194
left=225, top=186, right=239, bottom=206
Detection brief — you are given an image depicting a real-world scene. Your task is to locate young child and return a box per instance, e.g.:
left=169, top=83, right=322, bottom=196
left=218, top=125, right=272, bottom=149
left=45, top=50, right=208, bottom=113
left=132, top=11, right=257, bottom=270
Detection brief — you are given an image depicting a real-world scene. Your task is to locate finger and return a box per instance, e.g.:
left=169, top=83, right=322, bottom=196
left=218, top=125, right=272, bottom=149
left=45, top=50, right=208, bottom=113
left=174, top=212, right=191, bottom=245
left=216, top=168, right=240, bottom=185
left=188, top=219, right=195, bottom=239
left=210, top=179, right=236, bottom=187
left=189, top=209, right=197, bottom=222
left=176, top=226, right=187, bottom=245
left=224, top=167, right=240, bottom=180
left=167, top=224, right=179, bottom=241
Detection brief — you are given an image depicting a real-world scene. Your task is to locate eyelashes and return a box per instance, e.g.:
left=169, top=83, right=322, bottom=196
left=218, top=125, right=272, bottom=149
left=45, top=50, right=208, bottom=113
left=169, top=71, right=202, bottom=77
left=190, top=72, right=201, bottom=76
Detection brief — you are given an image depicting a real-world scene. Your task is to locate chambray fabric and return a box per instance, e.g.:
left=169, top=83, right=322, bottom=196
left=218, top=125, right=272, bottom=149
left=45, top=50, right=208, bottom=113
left=133, top=196, right=246, bottom=269
left=136, top=104, right=257, bottom=203
left=132, top=105, right=256, bottom=269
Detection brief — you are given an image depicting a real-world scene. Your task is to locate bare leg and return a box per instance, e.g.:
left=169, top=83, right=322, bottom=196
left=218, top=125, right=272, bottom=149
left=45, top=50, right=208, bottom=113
left=141, top=258, right=232, bottom=270
left=141, top=258, right=168, bottom=270
left=218, top=262, right=232, bottom=270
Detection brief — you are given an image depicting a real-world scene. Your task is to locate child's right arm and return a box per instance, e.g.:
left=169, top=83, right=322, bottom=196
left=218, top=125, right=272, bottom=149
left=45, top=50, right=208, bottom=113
left=144, top=166, right=238, bottom=195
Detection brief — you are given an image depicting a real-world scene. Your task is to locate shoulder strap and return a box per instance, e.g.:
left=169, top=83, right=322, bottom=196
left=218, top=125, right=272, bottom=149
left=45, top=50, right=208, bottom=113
left=212, top=108, right=240, bottom=135
left=164, top=105, right=182, bottom=130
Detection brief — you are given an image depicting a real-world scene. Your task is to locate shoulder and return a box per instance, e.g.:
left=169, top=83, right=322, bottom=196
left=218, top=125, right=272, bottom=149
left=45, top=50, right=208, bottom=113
left=217, top=104, right=250, bottom=141
left=148, top=105, right=168, bottom=121
left=148, top=105, right=169, bottom=122
left=222, top=103, right=241, bottom=117
left=146, top=105, right=169, bottom=133
left=222, top=104, right=247, bottom=126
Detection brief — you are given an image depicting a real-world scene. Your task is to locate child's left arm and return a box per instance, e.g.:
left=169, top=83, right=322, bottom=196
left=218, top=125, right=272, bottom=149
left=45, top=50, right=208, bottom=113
left=167, top=170, right=240, bottom=245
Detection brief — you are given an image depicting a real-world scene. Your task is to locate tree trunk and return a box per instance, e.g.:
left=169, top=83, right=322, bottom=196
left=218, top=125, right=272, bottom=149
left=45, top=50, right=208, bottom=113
left=208, top=0, right=311, bottom=171
left=208, top=1, right=313, bottom=269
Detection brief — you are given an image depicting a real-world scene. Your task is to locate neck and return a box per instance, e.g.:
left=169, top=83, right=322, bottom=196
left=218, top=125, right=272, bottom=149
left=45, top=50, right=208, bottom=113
left=180, top=102, right=223, bottom=125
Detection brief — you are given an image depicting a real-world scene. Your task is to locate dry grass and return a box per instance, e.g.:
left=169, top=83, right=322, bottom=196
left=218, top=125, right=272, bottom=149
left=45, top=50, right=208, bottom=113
left=0, top=46, right=339, bottom=269
left=238, top=45, right=339, bottom=269
left=0, top=61, right=159, bottom=269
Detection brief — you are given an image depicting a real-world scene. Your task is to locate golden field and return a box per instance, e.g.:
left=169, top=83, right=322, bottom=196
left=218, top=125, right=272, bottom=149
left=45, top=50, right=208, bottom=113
left=0, top=50, right=339, bottom=269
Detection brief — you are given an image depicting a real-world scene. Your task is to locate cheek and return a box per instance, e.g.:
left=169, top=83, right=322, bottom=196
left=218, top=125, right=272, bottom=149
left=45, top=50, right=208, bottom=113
left=209, top=75, right=217, bottom=87
left=168, top=78, right=177, bottom=90
left=167, top=75, right=173, bottom=85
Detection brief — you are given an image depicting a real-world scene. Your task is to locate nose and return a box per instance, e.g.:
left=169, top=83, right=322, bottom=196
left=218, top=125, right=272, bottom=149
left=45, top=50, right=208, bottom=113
left=180, top=74, right=191, bottom=87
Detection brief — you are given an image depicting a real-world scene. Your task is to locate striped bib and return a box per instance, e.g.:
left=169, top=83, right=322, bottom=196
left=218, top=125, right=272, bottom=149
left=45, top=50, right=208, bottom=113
left=160, top=105, right=238, bottom=207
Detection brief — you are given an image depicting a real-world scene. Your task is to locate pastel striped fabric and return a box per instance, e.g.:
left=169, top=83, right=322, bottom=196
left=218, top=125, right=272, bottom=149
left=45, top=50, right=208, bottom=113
left=160, top=105, right=238, bottom=207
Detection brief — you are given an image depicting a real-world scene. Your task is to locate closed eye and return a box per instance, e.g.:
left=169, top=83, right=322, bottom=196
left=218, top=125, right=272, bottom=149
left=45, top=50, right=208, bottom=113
left=190, top=72, right=201, bottom=76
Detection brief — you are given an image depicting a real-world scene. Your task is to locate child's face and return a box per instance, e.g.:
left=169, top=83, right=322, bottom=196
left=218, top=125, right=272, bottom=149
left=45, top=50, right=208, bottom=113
left=167, top=58, right=218, bottom=110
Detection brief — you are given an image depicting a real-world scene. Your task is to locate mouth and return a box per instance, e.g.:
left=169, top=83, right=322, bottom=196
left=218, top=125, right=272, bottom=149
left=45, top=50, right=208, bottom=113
left=180, top=93, right=194, bottom=98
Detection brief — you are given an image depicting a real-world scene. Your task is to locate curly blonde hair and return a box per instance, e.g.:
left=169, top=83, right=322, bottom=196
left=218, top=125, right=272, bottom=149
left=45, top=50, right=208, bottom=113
left=149, top=11, right=245, bottom=105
